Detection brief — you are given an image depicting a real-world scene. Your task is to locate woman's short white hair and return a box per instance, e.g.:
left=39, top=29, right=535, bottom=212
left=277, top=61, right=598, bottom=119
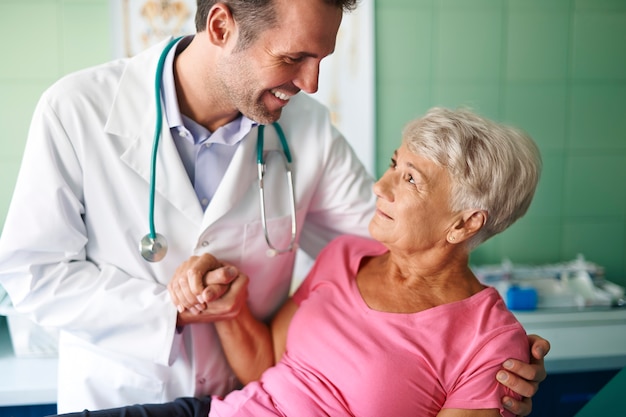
left=402, top=107, right=542, bottom=250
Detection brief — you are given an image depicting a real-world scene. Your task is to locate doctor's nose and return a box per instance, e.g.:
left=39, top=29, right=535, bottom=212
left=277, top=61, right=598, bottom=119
left=294, top=61, right=320, bottom=94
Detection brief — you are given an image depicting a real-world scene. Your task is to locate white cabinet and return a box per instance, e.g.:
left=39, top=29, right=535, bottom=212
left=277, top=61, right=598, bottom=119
left=0, top=317, right=57, bottom=407
left=514, top=307, right=626, bottom=373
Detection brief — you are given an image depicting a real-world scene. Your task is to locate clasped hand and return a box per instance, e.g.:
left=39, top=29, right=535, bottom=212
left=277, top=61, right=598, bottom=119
left=168, top=253, right=249, bottom=326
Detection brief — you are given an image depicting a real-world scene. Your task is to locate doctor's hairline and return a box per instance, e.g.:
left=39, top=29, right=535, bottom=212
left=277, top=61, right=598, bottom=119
left=194, top=0, right=360, bottom=51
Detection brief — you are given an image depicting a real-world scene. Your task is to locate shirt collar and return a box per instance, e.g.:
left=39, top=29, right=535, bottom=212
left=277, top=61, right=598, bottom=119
left=161, top=36, right=257, bottom=146
left=162, top=36, right=189, bottom=130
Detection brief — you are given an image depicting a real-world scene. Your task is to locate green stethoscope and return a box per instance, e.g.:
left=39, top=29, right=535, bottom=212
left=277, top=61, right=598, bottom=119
left=140, top=37, right=297, bottom=262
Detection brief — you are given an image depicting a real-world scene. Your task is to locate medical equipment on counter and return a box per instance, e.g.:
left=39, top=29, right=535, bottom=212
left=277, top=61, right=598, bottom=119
left=140, top=37, right=297, bottom=262
left=473, top=255, right=625, bottom=310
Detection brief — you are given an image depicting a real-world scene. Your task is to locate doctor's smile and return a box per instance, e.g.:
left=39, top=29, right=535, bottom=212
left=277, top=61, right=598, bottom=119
left=269, top=88, right=293, bottom=102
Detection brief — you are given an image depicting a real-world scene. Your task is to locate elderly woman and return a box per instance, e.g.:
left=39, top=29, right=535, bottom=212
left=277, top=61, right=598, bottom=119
left=58, top=108, right=545, bottom=417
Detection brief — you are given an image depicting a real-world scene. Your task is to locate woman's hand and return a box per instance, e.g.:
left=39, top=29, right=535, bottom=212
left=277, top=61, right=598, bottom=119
left=176, top=272, right=250, bottom=326
left=497, top=334, right=551, bottom=416
left=168, top=253, right=238, bottom=313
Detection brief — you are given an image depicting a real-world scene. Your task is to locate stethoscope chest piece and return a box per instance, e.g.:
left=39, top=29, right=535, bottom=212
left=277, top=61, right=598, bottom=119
left=140, top=233, right=168, bottom=262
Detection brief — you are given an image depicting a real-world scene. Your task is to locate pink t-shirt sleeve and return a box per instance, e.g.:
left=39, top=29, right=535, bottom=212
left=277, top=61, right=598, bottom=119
left=443, top=328, right=529, bottom=417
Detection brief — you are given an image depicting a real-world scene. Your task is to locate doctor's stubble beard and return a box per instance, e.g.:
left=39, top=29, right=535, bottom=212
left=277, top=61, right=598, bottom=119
left=214, top=56, right=285, bottom=126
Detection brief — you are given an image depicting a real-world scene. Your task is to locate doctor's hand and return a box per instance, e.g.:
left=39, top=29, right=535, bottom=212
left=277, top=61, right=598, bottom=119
left=176, top=272, right=250, bottom=326
left=497, top=334, right=550, bottom=416
left=168, top=253, right=239, bottom=314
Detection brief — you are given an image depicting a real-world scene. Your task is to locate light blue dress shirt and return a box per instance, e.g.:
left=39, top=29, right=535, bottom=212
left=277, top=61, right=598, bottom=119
left=161, top=36, right=256, bottom=211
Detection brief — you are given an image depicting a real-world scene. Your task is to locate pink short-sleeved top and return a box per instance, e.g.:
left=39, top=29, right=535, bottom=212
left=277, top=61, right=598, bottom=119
left=210, top=235, right=528, bottom=417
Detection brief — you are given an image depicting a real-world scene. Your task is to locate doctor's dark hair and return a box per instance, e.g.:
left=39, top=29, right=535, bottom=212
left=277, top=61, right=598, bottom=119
left=195, top=0, right=358, bottom=50
left=402, top=107, right=542, bottom=251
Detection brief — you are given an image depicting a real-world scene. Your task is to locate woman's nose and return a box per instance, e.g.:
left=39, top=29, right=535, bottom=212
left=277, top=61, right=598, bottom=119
left=373, top=171, right=393, bottom=201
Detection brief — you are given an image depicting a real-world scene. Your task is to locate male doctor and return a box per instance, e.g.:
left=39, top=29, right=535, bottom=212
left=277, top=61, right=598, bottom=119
left=0, top=0, right=548, bottom=414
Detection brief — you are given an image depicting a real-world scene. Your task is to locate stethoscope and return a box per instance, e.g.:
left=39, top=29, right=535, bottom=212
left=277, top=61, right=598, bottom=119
left=140, top=37, right=297, bottom=262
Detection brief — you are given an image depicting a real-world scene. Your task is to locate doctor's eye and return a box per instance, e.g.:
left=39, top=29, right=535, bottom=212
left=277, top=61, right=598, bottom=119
left=283, top=55, right=304, bottom=64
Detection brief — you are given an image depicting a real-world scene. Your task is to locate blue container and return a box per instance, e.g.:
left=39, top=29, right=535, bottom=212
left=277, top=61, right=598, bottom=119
left=506, top=286, right=538, bottom=310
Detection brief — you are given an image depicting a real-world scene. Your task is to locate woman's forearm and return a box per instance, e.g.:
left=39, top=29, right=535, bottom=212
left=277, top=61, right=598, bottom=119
left=214, top=305, right=275, bottom=384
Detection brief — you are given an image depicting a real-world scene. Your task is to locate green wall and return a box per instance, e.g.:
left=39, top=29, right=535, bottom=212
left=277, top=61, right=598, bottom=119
left=0, top=0, right=111, bottom=223
left=376, top=0, right=626, bottom=286
left=0, top=0, right=625, bottom=286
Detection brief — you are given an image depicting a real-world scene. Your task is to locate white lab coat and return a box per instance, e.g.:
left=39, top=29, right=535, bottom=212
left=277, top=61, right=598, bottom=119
left=0, top=38, right=375, bottom=412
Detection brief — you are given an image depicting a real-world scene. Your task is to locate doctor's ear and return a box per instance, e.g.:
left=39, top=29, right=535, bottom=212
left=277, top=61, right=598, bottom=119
left=206, top=3, right=235, bottom=45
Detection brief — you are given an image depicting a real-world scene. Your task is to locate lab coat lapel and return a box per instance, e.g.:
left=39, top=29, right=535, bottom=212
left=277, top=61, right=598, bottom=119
left=120, top=127, right=204, bottom=227
left=105, top=38, right=203, bottom=227
left=201, top=127, right=258, bottom=229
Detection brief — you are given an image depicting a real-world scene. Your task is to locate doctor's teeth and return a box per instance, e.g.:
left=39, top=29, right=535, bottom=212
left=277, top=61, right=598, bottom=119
left=272, top=90, right=290, bottom=101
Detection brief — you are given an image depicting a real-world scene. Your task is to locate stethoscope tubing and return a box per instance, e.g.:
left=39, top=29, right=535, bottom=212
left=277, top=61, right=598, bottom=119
left=141, top=37, right=297, bottom=262
left=148, top=36, right=182, bottom=240
left=140, top=37, right=182, bottom=262
left=257, top=123, right=297, bottom=255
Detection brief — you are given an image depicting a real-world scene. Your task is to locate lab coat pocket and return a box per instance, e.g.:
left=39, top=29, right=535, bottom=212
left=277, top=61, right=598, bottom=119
left=242, top=209, right=305, bottom=259
left=240, top=209, right=306, bottom=318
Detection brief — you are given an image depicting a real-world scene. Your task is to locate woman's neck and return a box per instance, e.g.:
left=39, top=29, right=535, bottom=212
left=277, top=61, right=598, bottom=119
left=355, top=253, right=484, bottom=314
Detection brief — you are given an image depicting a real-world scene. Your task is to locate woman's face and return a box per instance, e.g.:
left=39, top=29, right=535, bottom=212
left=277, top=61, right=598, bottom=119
left=369, top=143, right=457, bottom=254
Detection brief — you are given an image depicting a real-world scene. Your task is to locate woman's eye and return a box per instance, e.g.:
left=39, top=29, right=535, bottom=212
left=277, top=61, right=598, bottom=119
left=389, top=158, right=397, bottom=168
left=407, top=174, right=415, bottom=184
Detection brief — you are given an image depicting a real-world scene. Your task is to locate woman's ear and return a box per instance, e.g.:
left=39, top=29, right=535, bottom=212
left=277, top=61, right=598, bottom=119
left=206, top=3, right=235, bottom=46
left=447, top=210, right=487, bottom=244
